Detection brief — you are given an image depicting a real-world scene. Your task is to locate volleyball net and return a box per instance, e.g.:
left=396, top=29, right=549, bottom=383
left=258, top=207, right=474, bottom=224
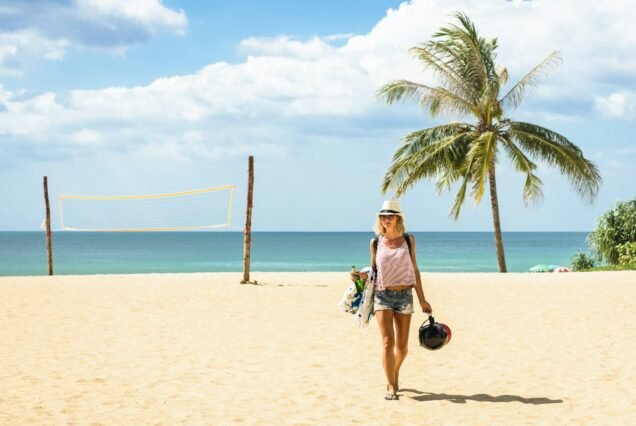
left=58, top=185, right=235, bottom=232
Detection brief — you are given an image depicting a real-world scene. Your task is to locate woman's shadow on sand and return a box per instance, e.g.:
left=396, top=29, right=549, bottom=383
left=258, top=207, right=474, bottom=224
left=402, top=389, right=563, bottom=404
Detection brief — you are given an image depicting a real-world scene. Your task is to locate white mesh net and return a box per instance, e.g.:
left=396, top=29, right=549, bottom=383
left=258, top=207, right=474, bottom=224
left=59, top=185, right=235, bottom=231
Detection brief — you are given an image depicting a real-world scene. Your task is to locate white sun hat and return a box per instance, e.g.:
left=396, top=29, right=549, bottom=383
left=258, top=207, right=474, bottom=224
left=378, top=200, right=403, bottom=217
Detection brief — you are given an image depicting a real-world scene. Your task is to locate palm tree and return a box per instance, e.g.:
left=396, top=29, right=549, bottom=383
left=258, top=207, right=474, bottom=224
left=378, top=13, right=601, bottom=272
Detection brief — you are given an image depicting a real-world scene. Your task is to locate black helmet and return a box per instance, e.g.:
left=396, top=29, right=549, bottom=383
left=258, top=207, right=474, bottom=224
left=419, top=315, right=451, bottom=350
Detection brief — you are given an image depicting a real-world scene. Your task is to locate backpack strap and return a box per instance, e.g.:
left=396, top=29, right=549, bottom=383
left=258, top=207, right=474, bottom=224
left=372, top=236, right=379, bottom=272
left=404, top=233, right=412, bottom=254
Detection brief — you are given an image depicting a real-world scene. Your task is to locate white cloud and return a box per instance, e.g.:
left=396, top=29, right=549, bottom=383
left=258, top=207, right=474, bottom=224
left=0, top=0, right=187, bottom=74
left=134, top=138, right=286, bottom=161
left=540, top=113, right=583, bottom=123
left=1, top=0, right=635, bottom=162
left=594, top=91, right=636, bottom=119
left=0, top=44, right=17, bottom=73
left=76, top=0, right=187, bottom=35
left=324, top=33, right=355, bottom=42
left=0, top=31, right=68, bottom=76
left=72, top=129, right=102, bottom=145
left=518, top=111, right=584, bottom=123
left=239, top=36, right=334, bottom=59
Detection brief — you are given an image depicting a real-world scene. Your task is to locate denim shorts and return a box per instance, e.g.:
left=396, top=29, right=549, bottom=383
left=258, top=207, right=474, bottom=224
left=374, top=288, right=414, bottom=314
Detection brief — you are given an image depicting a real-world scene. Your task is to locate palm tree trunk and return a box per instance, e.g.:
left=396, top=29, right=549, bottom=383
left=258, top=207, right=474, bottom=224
left=488, top=160, right=507, bottom=272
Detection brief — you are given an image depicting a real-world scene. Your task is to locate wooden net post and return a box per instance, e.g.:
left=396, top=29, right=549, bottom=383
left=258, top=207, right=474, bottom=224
left=43, top=176, right=54, bottom=276
left=241, top=156, right=254, bottom=284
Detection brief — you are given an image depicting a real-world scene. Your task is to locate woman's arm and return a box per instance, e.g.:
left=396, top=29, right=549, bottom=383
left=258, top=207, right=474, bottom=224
left=409, top=235, right=432, bottom=313
left=349, top=238, right=375, bottom=282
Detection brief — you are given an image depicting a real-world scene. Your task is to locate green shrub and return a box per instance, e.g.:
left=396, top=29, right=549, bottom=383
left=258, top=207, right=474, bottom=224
left=617, top=241, right=636, bottom=266
left=588, top=199, right=636, bottom=264
left=584, top=264, right=636, bottom=271
left=570, top=251, right=595, bottom=271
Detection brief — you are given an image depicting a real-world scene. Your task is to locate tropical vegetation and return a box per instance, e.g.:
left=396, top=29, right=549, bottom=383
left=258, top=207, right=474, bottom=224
left=570, top=251, right=595, bottom=271
left=377, top=13, right=601, bottom=272
left=587, top=198, right=636, bottom=266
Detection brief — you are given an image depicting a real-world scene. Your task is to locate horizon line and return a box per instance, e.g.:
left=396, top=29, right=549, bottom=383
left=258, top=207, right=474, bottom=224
left=0, top=229, right=592, bottom=233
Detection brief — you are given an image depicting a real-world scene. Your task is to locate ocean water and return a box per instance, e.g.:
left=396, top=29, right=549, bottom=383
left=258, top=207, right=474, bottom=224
left=0, top=231, right=590, bottom=276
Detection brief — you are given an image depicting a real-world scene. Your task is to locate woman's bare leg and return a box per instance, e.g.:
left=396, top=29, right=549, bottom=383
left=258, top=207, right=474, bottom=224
left=376, top=310, right=397, bottom=394
left=393, top=312, right=412, bottom=390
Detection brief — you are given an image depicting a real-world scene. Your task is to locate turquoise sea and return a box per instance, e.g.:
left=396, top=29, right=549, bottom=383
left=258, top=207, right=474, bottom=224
left=0, top=231, right=590, bottom=276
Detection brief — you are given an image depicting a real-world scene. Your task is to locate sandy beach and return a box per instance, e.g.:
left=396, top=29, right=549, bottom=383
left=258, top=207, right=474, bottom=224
left=1, top=271, right=635, bottom=424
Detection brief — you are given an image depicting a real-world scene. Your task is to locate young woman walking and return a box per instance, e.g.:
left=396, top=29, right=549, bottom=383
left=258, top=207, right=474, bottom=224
left=351, top=200, right=432, bottom=400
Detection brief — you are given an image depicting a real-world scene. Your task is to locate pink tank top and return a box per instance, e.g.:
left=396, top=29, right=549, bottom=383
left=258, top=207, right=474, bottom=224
left=374, top=237, right=416, bottom=291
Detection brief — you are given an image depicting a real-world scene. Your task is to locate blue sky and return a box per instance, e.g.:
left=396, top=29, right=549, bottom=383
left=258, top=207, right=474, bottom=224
left=0, top=0, right=634, bottom=232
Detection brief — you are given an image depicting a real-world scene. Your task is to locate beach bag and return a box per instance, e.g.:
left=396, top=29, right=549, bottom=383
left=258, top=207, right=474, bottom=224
left=338, top=284, right=363, bottom=314
left=338, top=267, right=374, bottom=325
left=338, top=265, right=371, bottom=314
left=355, top=268, right=375, bottom=327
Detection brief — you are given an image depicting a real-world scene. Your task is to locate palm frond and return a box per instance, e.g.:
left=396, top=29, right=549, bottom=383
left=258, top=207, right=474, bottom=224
left=501, top=136, right=543, bottom=205
left=377, top=80, right=425, bottom=104
left=431, top=13, right=504, bottom=124
left=427, top=13, right=501, bottom=97
left=499, top=51, right=562, bottom=111
left=522, top=173, right=544, bottom=205
left=377, top=79, right=476, bottom=117
left=449, top=170, right=472, bottom=220
left=383, top=132, right=470, bottom=197
left=509, top=121, right=601, bottom=202
left=497, top=65, right=509, bottom=86
left=449, top=13, right=498, bottom=91
left=449, top=145, right=478, bottom=220
left=466, top=131, right=498, bottom=203
left=392, top=123, right=472, bottom=159
left=434, top=161, right=465, bottom=193
left=433, top=29, right=486, bottom=93
left=400, top=13, right=504, bottom=123
left=381, top=123, right=472, bottom=196
left=419, top=86, right=476, bottom=117
left=409, top=46, right=479, bottom=103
